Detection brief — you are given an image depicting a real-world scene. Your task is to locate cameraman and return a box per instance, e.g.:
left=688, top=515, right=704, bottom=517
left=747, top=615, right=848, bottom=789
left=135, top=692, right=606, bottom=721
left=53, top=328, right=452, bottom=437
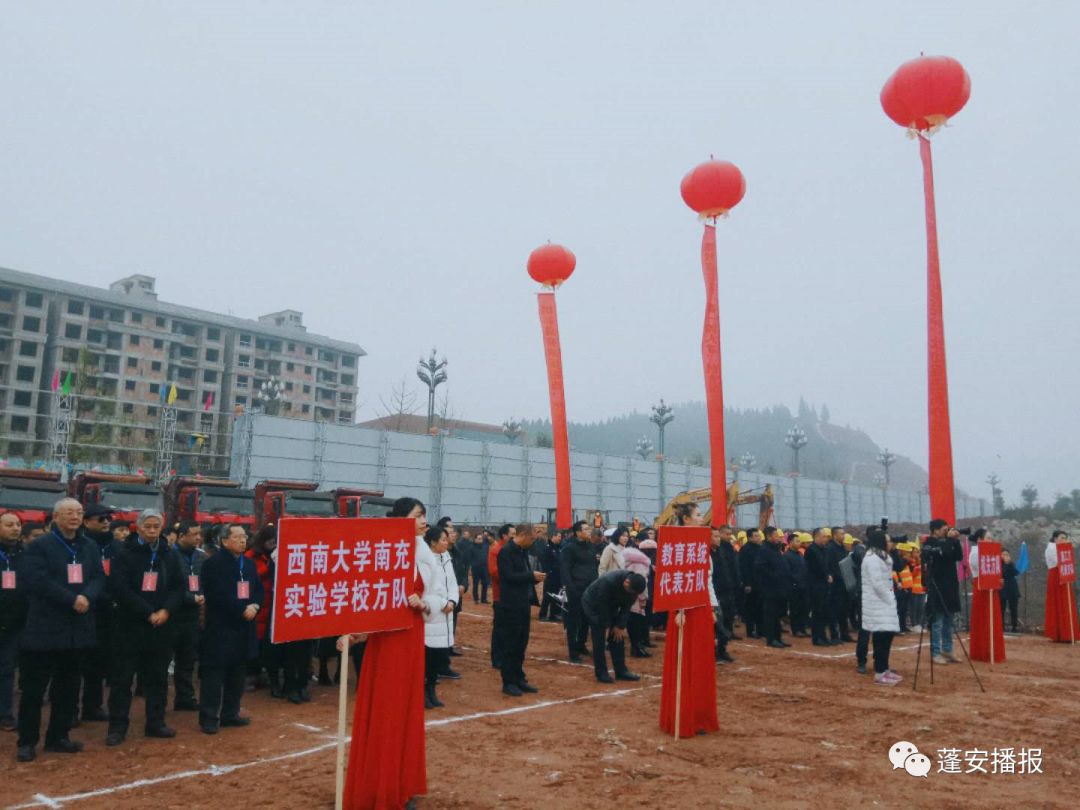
left=922, top=519, right=963, bottom=664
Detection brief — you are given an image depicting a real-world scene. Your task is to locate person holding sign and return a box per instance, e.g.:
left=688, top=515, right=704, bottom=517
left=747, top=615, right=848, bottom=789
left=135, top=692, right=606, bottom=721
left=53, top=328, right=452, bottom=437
left=106, top=509, right=185, bottom=746
left=658, top=503, right=718, bottom=739
left=1044, top=530, right=1077, bottom=643
left=16, top=498, right=105, bottom=762
left=343, top=497, right=430, bottom=810
left=198, top=523, right=264, bottom=735
left=967, top=529, right=1005, bottom=663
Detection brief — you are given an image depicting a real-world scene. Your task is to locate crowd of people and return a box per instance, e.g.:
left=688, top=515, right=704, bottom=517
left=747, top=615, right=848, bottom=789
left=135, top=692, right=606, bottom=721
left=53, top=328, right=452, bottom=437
left=0, top=495, right=1065, bottom=772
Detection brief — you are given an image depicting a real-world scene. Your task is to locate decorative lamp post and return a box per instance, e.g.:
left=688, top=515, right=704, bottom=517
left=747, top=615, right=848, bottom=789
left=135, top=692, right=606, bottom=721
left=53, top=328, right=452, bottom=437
left=417, top=349, right=448, bottom=433
left=650, top=399, right=675, bottom=513
left=877, top=448, right=897, bottom=485
left=784, top=425, right=808, bottom=474
left=635, top=435, right=654, bottom=461
left=502, top=418, right=523, bottom=444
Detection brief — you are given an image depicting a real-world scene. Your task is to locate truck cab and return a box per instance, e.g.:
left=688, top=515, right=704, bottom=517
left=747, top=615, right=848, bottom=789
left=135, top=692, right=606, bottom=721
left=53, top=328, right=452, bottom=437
left=254, top=481, right=393, bottom=527
left=69, top=472, right=161, bottom=524
left=0, top=469, right=67, bottom=525
left=164, top=477, right=256, bottom=531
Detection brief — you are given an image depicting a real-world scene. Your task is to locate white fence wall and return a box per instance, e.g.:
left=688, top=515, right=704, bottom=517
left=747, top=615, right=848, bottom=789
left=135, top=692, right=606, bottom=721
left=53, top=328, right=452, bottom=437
left=229, top=414, right=990, bottom=527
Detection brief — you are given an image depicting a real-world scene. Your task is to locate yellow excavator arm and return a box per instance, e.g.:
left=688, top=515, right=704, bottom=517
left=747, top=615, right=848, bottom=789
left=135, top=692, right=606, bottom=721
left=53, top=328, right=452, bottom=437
left=654, top=483, right=775, bottom=529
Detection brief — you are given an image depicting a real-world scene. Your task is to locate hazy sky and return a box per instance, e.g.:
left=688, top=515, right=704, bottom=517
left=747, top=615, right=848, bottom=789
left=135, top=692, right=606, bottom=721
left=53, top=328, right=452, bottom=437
left=2, top=2, right=1077, bottom=504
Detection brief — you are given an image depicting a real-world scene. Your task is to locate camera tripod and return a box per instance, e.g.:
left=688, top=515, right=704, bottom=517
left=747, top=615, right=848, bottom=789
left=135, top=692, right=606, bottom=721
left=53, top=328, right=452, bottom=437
left=912, top=554, right=985, bottom=692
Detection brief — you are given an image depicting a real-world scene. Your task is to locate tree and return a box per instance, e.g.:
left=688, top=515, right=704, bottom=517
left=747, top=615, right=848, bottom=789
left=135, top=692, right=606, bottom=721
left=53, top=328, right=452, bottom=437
left=376, top=377, right=419, bottom=432
left=1052, top=493, right=1074, bottom=516
left=1071, top=489, right=1080, bottom=514
left=820, top=403, right=831, bottom=423
left=534, top=432, right=553, bottom=448
left=1020, top=484, right=1039, bottom=510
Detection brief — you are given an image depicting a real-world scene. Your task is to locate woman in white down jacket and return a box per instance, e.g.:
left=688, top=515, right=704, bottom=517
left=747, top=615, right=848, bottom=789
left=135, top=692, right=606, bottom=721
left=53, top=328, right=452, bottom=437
left=418, top=525, right=459, bottom=709
left=861, top=528, right=901, bottom=686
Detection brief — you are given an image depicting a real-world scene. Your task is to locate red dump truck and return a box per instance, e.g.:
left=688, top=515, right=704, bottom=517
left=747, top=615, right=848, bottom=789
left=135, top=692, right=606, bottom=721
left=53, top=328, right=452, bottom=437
left=254, top=479, right=395, bottom=529
left=0, top=469, right=67, bottom=524
left=69, top=472, right=162, bottom=524
left=163, top=476, right=257, bottom=531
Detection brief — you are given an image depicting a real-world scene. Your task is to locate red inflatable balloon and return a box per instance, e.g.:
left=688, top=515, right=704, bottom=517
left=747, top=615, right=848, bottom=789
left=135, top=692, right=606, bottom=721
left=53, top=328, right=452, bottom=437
left=527, top=243, right=576, bottom=288
left=680, top=160, right=746, bottom=219
left=881, top=55, right=971, bottom=131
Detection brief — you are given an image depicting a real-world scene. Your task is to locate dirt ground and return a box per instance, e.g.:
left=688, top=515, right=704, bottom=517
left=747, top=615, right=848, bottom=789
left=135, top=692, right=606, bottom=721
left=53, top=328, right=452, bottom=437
left=4, top=599, right=1079, bottom=810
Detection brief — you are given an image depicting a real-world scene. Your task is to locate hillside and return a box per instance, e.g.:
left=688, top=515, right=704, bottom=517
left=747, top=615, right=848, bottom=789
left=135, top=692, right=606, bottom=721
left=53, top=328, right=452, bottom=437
left=522, top=399, right=931, bottom=491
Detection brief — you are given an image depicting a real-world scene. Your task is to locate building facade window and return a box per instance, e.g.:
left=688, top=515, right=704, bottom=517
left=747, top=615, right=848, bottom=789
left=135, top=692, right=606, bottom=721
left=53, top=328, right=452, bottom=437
left=67, top=300, right=85, bottom=315
left=19, top=341, right=36, bottom=357
left=130, top=334, right=140, bottom=346
left=13, top=391, right=32, bottom=407
left=131, top=312, right=142, bottom=324
left=24, top=292, right=43, bottom=308
left=22, top=316, right=41, bottom=332
left=126, top=357, right=138, bottom=368
left=65, top=323, right=82, bottom=340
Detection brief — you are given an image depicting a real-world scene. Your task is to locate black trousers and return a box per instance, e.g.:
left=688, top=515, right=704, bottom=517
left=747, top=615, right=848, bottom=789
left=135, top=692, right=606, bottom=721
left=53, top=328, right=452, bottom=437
left=587, top=619, right=627, bottom=679
left=896, top=589, right=910, bottom=630
left=108, top=636, right=173, bottom=733
left=200, top=663, right=246, bottom=726
left=491, top=603, right=504, bottom=667
left=788, top=590, right=809, bottom=635
left=743, top=589, right=761, bottom=636
left=172, top=620, right=199, bottom=706
left=719, top=595, right=737, bottom=640
left=17, top=648, right=81, bottom=747
left=282, top=640, right=316, bottom=693
left=1001, top=590, right=1019, bottom=630
left=424, top=647, right=449, bottom=689
left=761, top=596, right=785, bottom=644
left=627, top=612, right=648, bottom=651
left=471, top=566, right=489, bottom=602
left=563, top=589, right=589, bottom=656
left=856, top=627, right=870, bottom=666
left=871, top=631, right=895, bottom=674
left=810, top=584, right=831, bottom=643
left=498, top=606, right=530, bottom=687
left=829, top=583, right=850, bottom=639
left=80, top=643, right=109, bottom=717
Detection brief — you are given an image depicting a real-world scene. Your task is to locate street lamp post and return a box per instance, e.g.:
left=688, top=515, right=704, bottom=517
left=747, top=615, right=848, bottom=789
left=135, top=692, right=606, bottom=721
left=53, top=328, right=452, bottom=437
left=255, top=376, right=285, bottom=416
left=873, top=472, right=888, bottom=516
left=739, top=451, right=756, bottom=473
left=417, top=349, right=448, bottom=433
left=986, top=472, right=1002, bottom=515
left=502, top=418, right=523, bottom=444
left=784, top=425, right=807, bottom=474
left=635, top=435, right=654, bottom=461
left=650, top=400, right=675, bottom=514
left=877, top=448, right=897, bottom=486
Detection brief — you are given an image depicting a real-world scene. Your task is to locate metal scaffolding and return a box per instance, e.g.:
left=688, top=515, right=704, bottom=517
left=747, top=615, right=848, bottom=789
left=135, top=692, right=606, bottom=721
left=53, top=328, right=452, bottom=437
left=48, top=390, right=74, bottom=483
left=154, top=405, right=178, bottom=485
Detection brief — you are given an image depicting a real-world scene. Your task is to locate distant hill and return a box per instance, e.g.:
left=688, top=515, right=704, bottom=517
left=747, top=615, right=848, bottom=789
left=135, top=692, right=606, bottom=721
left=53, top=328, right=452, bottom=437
left=522, top=399, right=931, bottom=492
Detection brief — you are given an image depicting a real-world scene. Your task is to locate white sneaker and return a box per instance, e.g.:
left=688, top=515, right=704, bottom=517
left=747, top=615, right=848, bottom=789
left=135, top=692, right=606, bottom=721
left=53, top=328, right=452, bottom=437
left=931, top=654, right=949, bottom=665
left=874, top=672, right=898, bottom=686
left=883, top=670, right=903, bottom=684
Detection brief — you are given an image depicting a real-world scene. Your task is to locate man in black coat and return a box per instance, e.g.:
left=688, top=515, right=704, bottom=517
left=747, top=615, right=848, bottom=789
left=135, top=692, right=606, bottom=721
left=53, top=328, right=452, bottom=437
left=199, top=524, right=264, bottom=733
left=738, top=528, right=763, bottom=638
left=497, top=526, right=545, bottom=697
left=0, top=511, right=27, bottom=731
left=538, top=531, right=564, bottom=623
left=716, top=527, right=741, bottom=640
left=16, top=498, right=106, bottom=762
left=78, top=503, right=117, bottom=723
left=804, top=528, right=833, bottom=646
left=827, top=527, right=855, bottom=643
left=784, top=535, right=811, bottom=638
left=560, top=520, right=599, bottom=662
left=923, top=519, right=963, bottom=663
left=581, top=570, right=645, bottom=683
left=754, top=527, right=792, bottom=649
left=470, top=532, right=490, bottom=603
left=172, top=521, right=206, bottom=711
left=106, top=510, right=184, bottom=745
left=710, top=526, right=739, bottom=663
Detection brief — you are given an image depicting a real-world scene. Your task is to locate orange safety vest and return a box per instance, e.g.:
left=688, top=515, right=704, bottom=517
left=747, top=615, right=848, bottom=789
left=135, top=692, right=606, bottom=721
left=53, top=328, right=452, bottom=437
left=910, top=564, right=924, bottom=594
left=898, top=566, right=914, bottom=591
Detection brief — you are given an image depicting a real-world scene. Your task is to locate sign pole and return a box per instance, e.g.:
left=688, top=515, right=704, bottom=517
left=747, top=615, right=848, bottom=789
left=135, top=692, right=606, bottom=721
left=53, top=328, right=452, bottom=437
left=335, top=634, right=350, bottom=810
left=1068, top=587, right=1076, bottom=645
left=674, top=609, right=685, bottom=741
left=988, top=592, right=994, bottom=669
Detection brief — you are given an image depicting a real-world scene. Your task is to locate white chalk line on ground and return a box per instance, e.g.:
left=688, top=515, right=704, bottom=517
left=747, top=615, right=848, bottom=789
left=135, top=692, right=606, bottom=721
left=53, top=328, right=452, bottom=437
left=7, top=684, right=657, bottom=809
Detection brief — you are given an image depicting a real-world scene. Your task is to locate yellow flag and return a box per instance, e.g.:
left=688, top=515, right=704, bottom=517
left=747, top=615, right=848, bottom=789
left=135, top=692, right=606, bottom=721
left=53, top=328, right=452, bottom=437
left=167, top=384, right=178, bottom=405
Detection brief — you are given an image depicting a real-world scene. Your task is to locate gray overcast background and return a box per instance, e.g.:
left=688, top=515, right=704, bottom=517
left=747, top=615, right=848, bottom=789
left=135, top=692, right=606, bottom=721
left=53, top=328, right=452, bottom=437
left=1, top=2, right=1077, bottom=503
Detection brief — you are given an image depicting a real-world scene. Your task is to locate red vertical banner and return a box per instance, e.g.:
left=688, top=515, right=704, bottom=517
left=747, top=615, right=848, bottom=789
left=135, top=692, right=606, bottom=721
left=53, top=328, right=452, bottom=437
left=976, top=541, right=1002, bottom=591
left=653, top=526, right=712, bottom=612
left=920, top=136, right=956, bottom=526
left=700, top=224, right=728, bottom=525
left=1058, top=543, right=1076, bottom=584
left=538, top=291, right=572, bottom=530
left=271, top=517, right=416, bottom=643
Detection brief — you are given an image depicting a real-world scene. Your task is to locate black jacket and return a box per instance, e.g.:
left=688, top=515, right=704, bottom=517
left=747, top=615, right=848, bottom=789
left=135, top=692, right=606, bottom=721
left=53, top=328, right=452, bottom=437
left=200, top=549, right=264, bottom=667
left=804, top=542, right=831, bottom=587
left=469, top=539, right=490, bottom=569
left=1002, top=561, right=1020, bottom=598
left=496, top=541, right=536, bottom=612
left=0, top=541, right=27, bottom=636
left=448, top=543, right=470, bottom=589
left=110, top=535, right=185, bottom=646
left=924, top=535, right=963, bottom=614
left=540, top=541, right=563, bottom=592
left=561, top=538, right=599, bottom=596
left=826, top=541, right=847, bottom=583
left=739, top=542, right=761, bottom=591
left=784, top=548, right=810, bottom=591
left=581, top=570, right=637, bottom=629
left=718, top=540, right=741, bottom=592
left=754, top=542, right=791, bottom=600
left=19, top=527, right=106, bottom=651
left=175, top=544, right=208, bottom=622
left=710, top=545, right=737, bottom=600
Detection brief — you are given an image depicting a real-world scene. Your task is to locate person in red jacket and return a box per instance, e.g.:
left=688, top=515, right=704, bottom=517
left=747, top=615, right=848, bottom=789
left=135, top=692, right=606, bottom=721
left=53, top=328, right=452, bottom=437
left=244, top=526, right=281, bottom=695
left=488, top=525, right=510, bottom=669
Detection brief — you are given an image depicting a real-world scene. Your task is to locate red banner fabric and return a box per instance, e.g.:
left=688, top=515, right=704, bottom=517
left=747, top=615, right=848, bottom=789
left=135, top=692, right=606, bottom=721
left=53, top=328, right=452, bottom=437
left=920, top=136, right=956, bottom=526
left=976, top=541, right=1002, bottom=591
left=1058, top=543, right=1076, bottom=584
left=700, top=225, right=728, bottom=525
left=538, top=292, right=573, bottom=530
left=271, top=517, right=416, bottom=643
left=654, top=526, right=712, bottom=612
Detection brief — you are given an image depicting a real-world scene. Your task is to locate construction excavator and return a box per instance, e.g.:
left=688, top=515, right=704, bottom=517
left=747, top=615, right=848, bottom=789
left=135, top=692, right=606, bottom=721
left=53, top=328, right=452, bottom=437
left=655, top=482, right=775, bottom=529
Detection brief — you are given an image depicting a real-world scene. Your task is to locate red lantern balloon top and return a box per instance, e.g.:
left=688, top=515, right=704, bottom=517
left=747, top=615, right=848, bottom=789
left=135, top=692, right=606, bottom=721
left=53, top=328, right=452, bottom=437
left=881, top=55, right=971, bottom=132
left=680, top=160, right=746, bottom=220
left=527, top=243, right=576, bottom=288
